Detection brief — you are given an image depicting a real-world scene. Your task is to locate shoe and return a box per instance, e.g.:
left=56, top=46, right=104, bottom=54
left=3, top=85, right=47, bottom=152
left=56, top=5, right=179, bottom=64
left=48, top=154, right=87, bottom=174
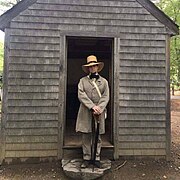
left=81, top=160, right=90, bottom=168
left=94, top=160, right=101, bottom=168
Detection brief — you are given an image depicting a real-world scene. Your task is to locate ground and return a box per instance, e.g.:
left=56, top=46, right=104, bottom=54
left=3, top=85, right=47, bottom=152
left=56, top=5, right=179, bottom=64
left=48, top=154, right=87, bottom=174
left=0, top=95, right=180, bottom=180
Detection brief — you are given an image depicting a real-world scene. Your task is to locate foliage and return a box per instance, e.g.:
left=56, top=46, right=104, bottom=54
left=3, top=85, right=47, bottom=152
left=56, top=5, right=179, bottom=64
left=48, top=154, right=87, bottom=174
left=0, top=41, right=4, bottom=87
left=0, top=0, right=21, bottom=12
left=0, top=0, right=21, bottom=7
left=156, top=0, right=180, bottom=89
left=0, top=41, right=3, bottom=69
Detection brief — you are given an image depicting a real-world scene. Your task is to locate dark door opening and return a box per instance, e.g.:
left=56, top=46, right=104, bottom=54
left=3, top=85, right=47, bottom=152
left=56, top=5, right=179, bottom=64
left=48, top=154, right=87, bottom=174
left=64, top=36, right=113, bottom=148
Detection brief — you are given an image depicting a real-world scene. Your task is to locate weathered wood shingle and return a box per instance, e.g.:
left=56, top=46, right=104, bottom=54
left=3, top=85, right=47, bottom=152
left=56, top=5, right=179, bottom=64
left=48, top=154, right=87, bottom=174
left=0, top=0, right=179, bottom=161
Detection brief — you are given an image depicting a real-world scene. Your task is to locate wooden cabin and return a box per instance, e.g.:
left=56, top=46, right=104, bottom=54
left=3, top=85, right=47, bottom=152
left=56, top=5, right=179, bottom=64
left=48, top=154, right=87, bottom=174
left=0, top=0, right=179, bottom=164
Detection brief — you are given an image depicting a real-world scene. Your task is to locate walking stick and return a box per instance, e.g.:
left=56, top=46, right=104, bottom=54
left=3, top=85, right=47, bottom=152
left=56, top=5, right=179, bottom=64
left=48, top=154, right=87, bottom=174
left=92, top=114, right=100, bottom=171
left=91, top=79, right=102, bottom=170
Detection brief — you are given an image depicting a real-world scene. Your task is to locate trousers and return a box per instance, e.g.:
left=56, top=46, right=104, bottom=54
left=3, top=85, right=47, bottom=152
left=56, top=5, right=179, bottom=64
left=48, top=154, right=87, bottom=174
left=82, top=133, right=102, bottom=161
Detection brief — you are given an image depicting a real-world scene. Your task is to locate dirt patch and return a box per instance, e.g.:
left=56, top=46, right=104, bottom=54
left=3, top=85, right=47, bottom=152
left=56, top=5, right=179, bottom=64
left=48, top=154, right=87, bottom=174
left=0, top=99, right=180, bottom=180
left=171, top=99, right=180, bottom=111
left=0, top=161, right=68, bottom=180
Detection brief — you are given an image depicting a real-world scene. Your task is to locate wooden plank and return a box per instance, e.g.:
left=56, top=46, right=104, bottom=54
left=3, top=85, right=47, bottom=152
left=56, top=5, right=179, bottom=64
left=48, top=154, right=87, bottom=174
left=8, top=57, right=60, bottom=64
left=5, top=150, right=57, bottom=158
left=10, top=28, right=60, bottom=37
left=120, top=60, right=165, bottom=67
left=10, top=36, right=60, bottom=44
left=8, top=92, right=59, bottom=100
left=58, top=35, right=66, bottom=159
left=10, top=23, right=166, bottom=35
left=118, top=107, right=166, bottom=114
left=120, top=67, right=165, bottom=74
left=113, top=37, right=120, bottom=159
left=29, top=4, right=149, bottom=14
left=118, top=149, right=166, bottom=156
left=10, top=43, right=60, bottom=51
left=119, top=100, right=165, bottom=108
left=118, top=121, right=166, bottom=128
left=6, top=128, right=58, bottom=136
left=120, top=46, right=165, bottom=54
left=6, top=121, right=58, bottom=128
left=8, top=85, right=59, bottom=93
left=119, top=128, right=166, bottom=135
left=119, top=142, right=166, bottom=149
left=9, top=78, right=59, bottom=86
left=119, top=87, right=166, bottom=94
left=119, top=80, right=166, bottom=87
left=6, top=136, right=58, bottom=143
left=6, top=143, right=58, bottom=151
left=165, top=35, right=171, bottom=160
left=9, top=49, right=60, bottom=57
left=120, top=53, right=166, bottom=60
left=9, top=64, right=59, bottom=72
left=118, top=135, right=166, bottom=142
left=36, top=0, right=142, bottom=8
left=13, top=16, right=164, bottom=28
left=7, top=114, right=59, bottom=121
left=8, top=72, right=59, bottom=79
left=21, top=9, right=156, bottom=21
left=119, top=114, right=166, bottom=121
left=119, top=94, right=166, bottom=101
left=8, top=99, right=59, bottom=107
left=120, top=33, right=166, bottom=41
left=118, top=149, right=133, bottom=156
left=119, top=73, right=166, bottom=81
left=8, top=107, right=58, bottom=114
left=120, top=39, right=165, bottom=47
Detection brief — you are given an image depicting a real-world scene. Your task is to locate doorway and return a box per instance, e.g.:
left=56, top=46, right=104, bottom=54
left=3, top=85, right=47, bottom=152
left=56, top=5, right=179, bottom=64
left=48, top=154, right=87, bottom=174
left=64, top=36, right=113, bottom=148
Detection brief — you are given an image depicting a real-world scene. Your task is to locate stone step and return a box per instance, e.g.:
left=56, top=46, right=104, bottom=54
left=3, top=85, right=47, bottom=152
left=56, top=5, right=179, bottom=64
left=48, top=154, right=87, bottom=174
left=62, top=158, right=111, bottom=180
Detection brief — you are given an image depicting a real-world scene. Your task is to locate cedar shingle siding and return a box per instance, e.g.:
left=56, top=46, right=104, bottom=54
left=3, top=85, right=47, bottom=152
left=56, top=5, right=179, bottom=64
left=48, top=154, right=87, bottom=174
left=0, top=0, right=178, bottom=162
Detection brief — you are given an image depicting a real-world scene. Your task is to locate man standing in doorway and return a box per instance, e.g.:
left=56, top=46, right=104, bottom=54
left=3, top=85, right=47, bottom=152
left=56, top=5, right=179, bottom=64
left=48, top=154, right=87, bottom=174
left=76, top=55, right=109, bottom=168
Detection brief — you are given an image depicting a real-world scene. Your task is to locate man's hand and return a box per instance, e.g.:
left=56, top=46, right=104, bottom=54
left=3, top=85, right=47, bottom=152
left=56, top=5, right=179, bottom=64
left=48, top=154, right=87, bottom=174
left=92, top=106, right=102, bottom=115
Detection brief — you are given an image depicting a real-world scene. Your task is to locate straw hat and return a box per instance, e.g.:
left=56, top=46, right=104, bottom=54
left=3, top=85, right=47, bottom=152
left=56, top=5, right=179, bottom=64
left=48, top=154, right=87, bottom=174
left=82, top=55, right=104, bottom=73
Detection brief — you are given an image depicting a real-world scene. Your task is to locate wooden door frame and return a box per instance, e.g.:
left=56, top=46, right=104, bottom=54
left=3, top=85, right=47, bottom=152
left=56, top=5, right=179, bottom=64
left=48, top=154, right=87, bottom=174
left=113, top=37, right=120, bottom=159
left=58, top=31, right=119, bottom=160
left=165, top=35, right=171, bottom=161
left=58, top=35, right=67, bottom=159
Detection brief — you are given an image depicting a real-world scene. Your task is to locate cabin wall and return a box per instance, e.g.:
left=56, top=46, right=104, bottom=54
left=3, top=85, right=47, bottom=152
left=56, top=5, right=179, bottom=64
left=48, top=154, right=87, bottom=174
left=2, top=29, right=61, bottom=159
left=118, top=36, right=167, bottom=156
left=1, top=0, right=169, bottom=160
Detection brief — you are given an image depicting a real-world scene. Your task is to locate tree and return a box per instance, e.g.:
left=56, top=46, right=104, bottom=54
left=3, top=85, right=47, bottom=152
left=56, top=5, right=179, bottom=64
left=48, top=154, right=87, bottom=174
left=0, top=41, right=4, bottom=87
left=0, top=0, right=21, bottom=88
left=0, top=0, right=21, bottom=13
left=0, top=41, right=3, bottom=71
left=0, top=0, right=21, bottom=7
left=157, top=0, right=180, bottom=90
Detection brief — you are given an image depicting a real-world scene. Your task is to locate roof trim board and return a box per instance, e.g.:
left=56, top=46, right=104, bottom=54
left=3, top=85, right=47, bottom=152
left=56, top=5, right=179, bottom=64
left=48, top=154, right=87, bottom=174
left=0, top=0, right=37, bottom=31
left=136, top=0, right=179, bottom=35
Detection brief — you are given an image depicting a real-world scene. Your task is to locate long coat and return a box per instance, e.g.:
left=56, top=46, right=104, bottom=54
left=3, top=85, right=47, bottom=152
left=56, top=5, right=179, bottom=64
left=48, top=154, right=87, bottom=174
left=76, top=75, right=109, bottom=134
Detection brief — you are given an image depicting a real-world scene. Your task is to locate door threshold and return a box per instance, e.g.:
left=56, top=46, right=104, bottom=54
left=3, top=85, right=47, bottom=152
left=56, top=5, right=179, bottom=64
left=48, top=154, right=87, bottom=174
left=63, top=145, right=114, bottom=149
